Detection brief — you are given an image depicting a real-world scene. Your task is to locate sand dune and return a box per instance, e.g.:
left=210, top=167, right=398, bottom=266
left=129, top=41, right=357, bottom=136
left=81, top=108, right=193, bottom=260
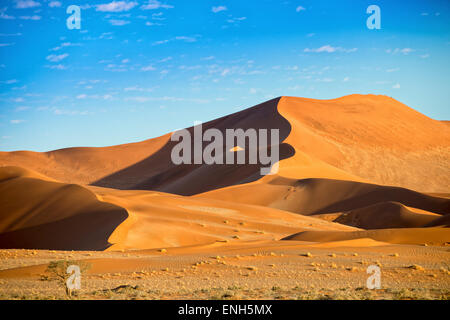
left=282, top=227, right=450, bottom=245
left=0, top=94, right=448, bottom=252
left=333, top=201, right=441, bottom=229
left=1, top=95, right=448, bottom=194
left=199, top=177, right=449, bottom=217
left=0, top=167, right=128, bottom=250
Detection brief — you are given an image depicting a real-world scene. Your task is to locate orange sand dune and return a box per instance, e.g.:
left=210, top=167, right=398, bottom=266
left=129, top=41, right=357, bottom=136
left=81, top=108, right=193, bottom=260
left=0, top=94, right=448, bottom=194
left=0, top=167, right=128, bottom=250
left=282, top=227, right=450, bottom=245
left=87, top=184, right=356, bottom=250
left=277, top=95, right=450, bottom=193
left=333, top=201, right=442, bottom=229
left=199, top=177, right=449, bottom=217
left=0, top=95, right=449, bottom=251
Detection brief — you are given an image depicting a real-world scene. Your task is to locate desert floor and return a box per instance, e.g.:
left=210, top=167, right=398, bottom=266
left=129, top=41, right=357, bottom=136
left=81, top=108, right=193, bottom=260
left=0, top=240, right=449, bottom=300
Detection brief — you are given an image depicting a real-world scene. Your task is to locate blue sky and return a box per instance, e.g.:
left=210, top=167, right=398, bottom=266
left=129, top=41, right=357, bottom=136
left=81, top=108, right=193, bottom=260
left=0, top=0, right=449, bottom=151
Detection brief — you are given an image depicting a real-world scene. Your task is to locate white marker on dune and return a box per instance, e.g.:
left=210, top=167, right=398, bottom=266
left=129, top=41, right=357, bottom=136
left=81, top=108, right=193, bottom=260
left=170, top=122, right=279, bottom=175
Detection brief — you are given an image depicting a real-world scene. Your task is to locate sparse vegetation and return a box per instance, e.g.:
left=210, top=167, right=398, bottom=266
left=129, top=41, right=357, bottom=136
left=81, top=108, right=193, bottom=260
left=44, top=260, right=91, bottom=298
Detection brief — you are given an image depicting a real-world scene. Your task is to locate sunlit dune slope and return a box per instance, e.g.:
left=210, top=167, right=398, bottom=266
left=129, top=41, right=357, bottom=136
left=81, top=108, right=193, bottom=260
left=277, top=95, right=450, bottom=193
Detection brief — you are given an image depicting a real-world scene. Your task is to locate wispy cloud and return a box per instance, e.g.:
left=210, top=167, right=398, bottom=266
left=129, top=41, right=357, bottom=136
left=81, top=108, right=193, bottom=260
left=296, top=6, right=306, bottom=12
left=45, top=64, right=67, bottom=70
left=386, top=67, right=400, bottom=72
left=392, top=83, right=400, bottom=89
left=141, top=65, right=156, bottom=71
left=152, top=35, right=198, bottom=45
left=48, top=1, right=61, bottom=7
left=385, top=48, right=414, bottom=55
left=50, top=42, right=81, bottom=51
left=46, top=53, right=68, bottom=62
left=0, top=8, right=15, bottom=20
left=0, top=33, right=22, bottom=36
left=0, top=43, right=15, bottom=47
left=19, top=15, right=42, bottom=20
left=304, top=45, right=357, bottom=53
left=109, top=19, right=130, bottom=26
left=0, top=79, right=18, bottom=84
left=141, top=0, right=174, bottom=10
left=212, top=6, right=227, bottom=13
left=14, top=0, right=41, bottom=9
left=96, top=1, right=138, bottom=12
left=10, top=119, right=25, bottom=124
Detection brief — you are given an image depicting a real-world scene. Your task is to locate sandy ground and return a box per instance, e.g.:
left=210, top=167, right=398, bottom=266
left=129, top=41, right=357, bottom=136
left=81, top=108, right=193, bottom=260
left=0, top=240, right=449, bottom=300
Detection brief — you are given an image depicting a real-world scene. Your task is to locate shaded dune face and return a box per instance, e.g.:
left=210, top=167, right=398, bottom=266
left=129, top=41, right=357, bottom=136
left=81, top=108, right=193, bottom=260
left=200, top=177, right=449, bottom=216
left=333, top=201, right=440, bottom=229
left=282, top=228, right=450, bottom=246
left=92, top=97, right=295, bottom=195
left=0, top=167, right=128, bottom=250
left=271, top=178, right=450, bottom=216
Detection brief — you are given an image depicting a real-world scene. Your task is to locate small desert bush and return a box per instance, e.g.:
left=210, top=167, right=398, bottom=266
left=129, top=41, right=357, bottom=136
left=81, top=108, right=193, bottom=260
left=45, top=260, right=91, bottom=298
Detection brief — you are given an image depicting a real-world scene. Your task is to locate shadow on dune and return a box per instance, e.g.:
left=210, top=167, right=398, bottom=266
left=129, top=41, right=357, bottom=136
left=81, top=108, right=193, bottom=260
left=0, top=168, right=129, bottom=250
left=93, top=97, right=296, bottom=195
left=267, top=177, right=450, bottom=216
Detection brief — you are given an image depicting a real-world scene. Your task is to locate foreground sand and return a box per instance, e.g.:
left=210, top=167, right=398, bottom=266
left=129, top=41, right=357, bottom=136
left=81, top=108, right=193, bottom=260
left=0, top=240, right=449, bottom=300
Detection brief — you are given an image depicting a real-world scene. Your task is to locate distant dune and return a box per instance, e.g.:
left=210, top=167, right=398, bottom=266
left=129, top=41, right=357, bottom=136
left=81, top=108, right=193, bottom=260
left=0, top=94, right=449, bottom=250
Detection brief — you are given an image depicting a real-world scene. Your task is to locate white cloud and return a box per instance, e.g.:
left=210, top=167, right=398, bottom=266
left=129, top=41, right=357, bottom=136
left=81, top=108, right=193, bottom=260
left=420, top=54, right=430, bottom=59
left=296, top=6, right=306, bottom=12
left=141, top=0, right=174, bottom=10
left=0, top=11, right=15, bottom=20
left=141, top=65, right=156, bottom=71
left=386, top=67, right=400, bottom=72
left=0, top=79, right=18, bottom=84
left=343, top=77, right=349, bottom=82
left=304, top=45, right=357, bottom=53
left=10, top=119, right=25, bottom=124
left=152, top=36, right=197, bottom=45
left=125, top=96, right=151, bottom=103
left=212, top=6, right=227, bottom=13
left=109, top=19, right=130, bottom=26
left=15, top=0, right=41, bottom=9
left=48, top=1, right=61, bottom=7
left=46, top=53, right=68, bottom=62
left=96, top=1, right=138, bottom=12
left=145, top=21, right=162, bottom=26
left=392, top=83, right=400, bottom=89
left=386, top=48, right=414, bottom=55
left=51, top=42, right=81, bottom=51
left=46, top=64, right=67, bottom=70
left=175, top=36, right=196, bottom=42
left=19, top=15, right=42, bottom=20
left=0, top=33, right=22, bottom=36
left=227, top=17, right=246, bottom=24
